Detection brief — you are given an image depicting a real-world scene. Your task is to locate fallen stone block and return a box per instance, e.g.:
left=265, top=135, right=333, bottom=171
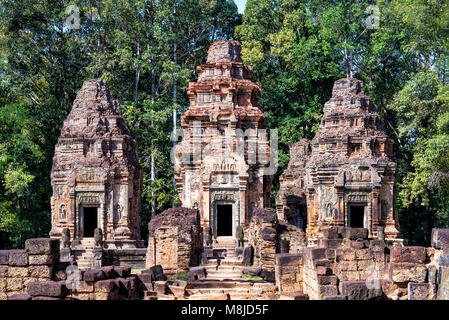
left=27, top=281, right=68, bottom=298
left=154, top=281, right=167, bottom=295
left=25, top=238, right=60, bottom=255
left=149, top=264, right=164, bottom=276
left=341, top=281, right=382, bottom=300
left=189, top=266, right=206, bottom=280
left=113, top=266, right=131, bottom=278
left=431, top=228, right=449, bottom=249
left=168, top=285, right=185, bottom=297
left=101, top=266, right=119, bottom=279
left=261, top=270, right=275, bottom=282
left=243, top=266, right=262, bottom=276
left=83, top=269, right=106, bottom=282
left=173, top=280, right=193, bottom=289
left=408, top=283, right=429, bottom=300
left=115, top=279, right=131, bottom=296
left=8, top=250, right=28, bottom=266
left=95, top=279, right=118, bottom=293
left=242, top=246, right=254, bottom=266
left=8, top=294, right=32, bottom=300
left=390, top=246, right=427, bottom=264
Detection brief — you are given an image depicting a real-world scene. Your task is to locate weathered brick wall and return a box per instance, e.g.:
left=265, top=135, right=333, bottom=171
left=146, top=208, right=201, bottom=274
left=278, top=221, right=306, bottom=253
left=7, top=265, right=137, bottom=300
left=275, top=226, right=449, bottom=300
left=247, top=208, right=278, bottom=271
left=275, top=253, right=303, bottom=292
left=0, top=238, right=61, bottom=300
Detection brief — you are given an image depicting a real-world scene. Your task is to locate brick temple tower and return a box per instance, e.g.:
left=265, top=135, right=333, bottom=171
left=276, top=78, right=400, bottom=242
left=174, top=40, right=274, bottom=244
left=49, top=79, right=143, bottom=247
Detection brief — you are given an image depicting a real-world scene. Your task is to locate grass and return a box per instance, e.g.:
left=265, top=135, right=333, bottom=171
left=241, top=274, right=264, bottom=282
left=130, top=268, right=145, bottom=275
left=166, top=270, right=190, bottom=281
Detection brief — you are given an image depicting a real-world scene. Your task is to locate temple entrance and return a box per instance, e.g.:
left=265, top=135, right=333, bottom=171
left=83, top=207, right=98, bottom=237
left=217, top=204, right=233, bottom=236
left=349, top=205, right=365, bottom=228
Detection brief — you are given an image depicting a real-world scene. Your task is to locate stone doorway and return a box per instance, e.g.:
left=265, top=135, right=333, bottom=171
left=83, top=207, right=98, bottom=238
left=217, top=204, right=233, bottom=236
left=349, top=205, right=365, bottom=228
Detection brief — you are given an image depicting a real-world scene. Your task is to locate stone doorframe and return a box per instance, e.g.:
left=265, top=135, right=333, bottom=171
left=75, top=192, right=105, bottom=240
left=344, top=191, right=373, bottom=236
left=212, top=200, right=238, bottom=239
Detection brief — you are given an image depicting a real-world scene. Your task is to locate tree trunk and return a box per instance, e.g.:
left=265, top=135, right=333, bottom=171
left=172, top=3, right=178, bottom=194
left=134, top=41, right=140, bottom=104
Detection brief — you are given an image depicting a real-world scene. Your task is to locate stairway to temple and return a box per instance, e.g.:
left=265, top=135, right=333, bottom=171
left=72, top=238, right=96, bottom=269
left=205, top=236, right=243, bottom=280
left=185, top=280, right=277, bottom=300
left=141, top=235, right=278, bottom=300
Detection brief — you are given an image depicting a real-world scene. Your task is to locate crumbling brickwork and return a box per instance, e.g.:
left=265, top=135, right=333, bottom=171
left=247, top=208, right=278, bottom=271
left=50, top=79, right=142, bottom=245
left=146, top=208, right=202, bottom=274
left=174, top=40, right=273, bottom=244
left=276, top=78, right=399, bottom=241
left=0, top=238, right=62, bottom=300
left=275, top=227, right=449, bottom=300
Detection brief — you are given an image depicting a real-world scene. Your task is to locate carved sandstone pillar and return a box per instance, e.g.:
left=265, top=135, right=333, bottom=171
left=336, top=187, right=344, bottom=226
left=372, top=188, right=380, bottom=237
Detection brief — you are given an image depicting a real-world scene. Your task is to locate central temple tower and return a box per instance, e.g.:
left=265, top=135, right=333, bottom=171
left=174, top=40, right=274, bottom=243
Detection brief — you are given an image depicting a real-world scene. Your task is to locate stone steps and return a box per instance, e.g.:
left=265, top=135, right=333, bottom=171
left=184, top=280, right=276, bottom=300
left=75, top=239, right=97, bottom=269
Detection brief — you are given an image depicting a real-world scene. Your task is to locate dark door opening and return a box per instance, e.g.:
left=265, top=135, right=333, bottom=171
left=217, top=204, right=233, bottom=236
left=83, top=207, right=98, bottom=237
left=349, top=205, right=365, bottom=228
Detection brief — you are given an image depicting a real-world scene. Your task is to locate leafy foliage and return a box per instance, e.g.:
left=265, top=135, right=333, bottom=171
left=0, top=0, right=448, bottom=247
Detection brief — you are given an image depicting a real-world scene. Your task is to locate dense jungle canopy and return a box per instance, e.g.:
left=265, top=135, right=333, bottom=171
left=0, top=0, right=448, bottom=247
